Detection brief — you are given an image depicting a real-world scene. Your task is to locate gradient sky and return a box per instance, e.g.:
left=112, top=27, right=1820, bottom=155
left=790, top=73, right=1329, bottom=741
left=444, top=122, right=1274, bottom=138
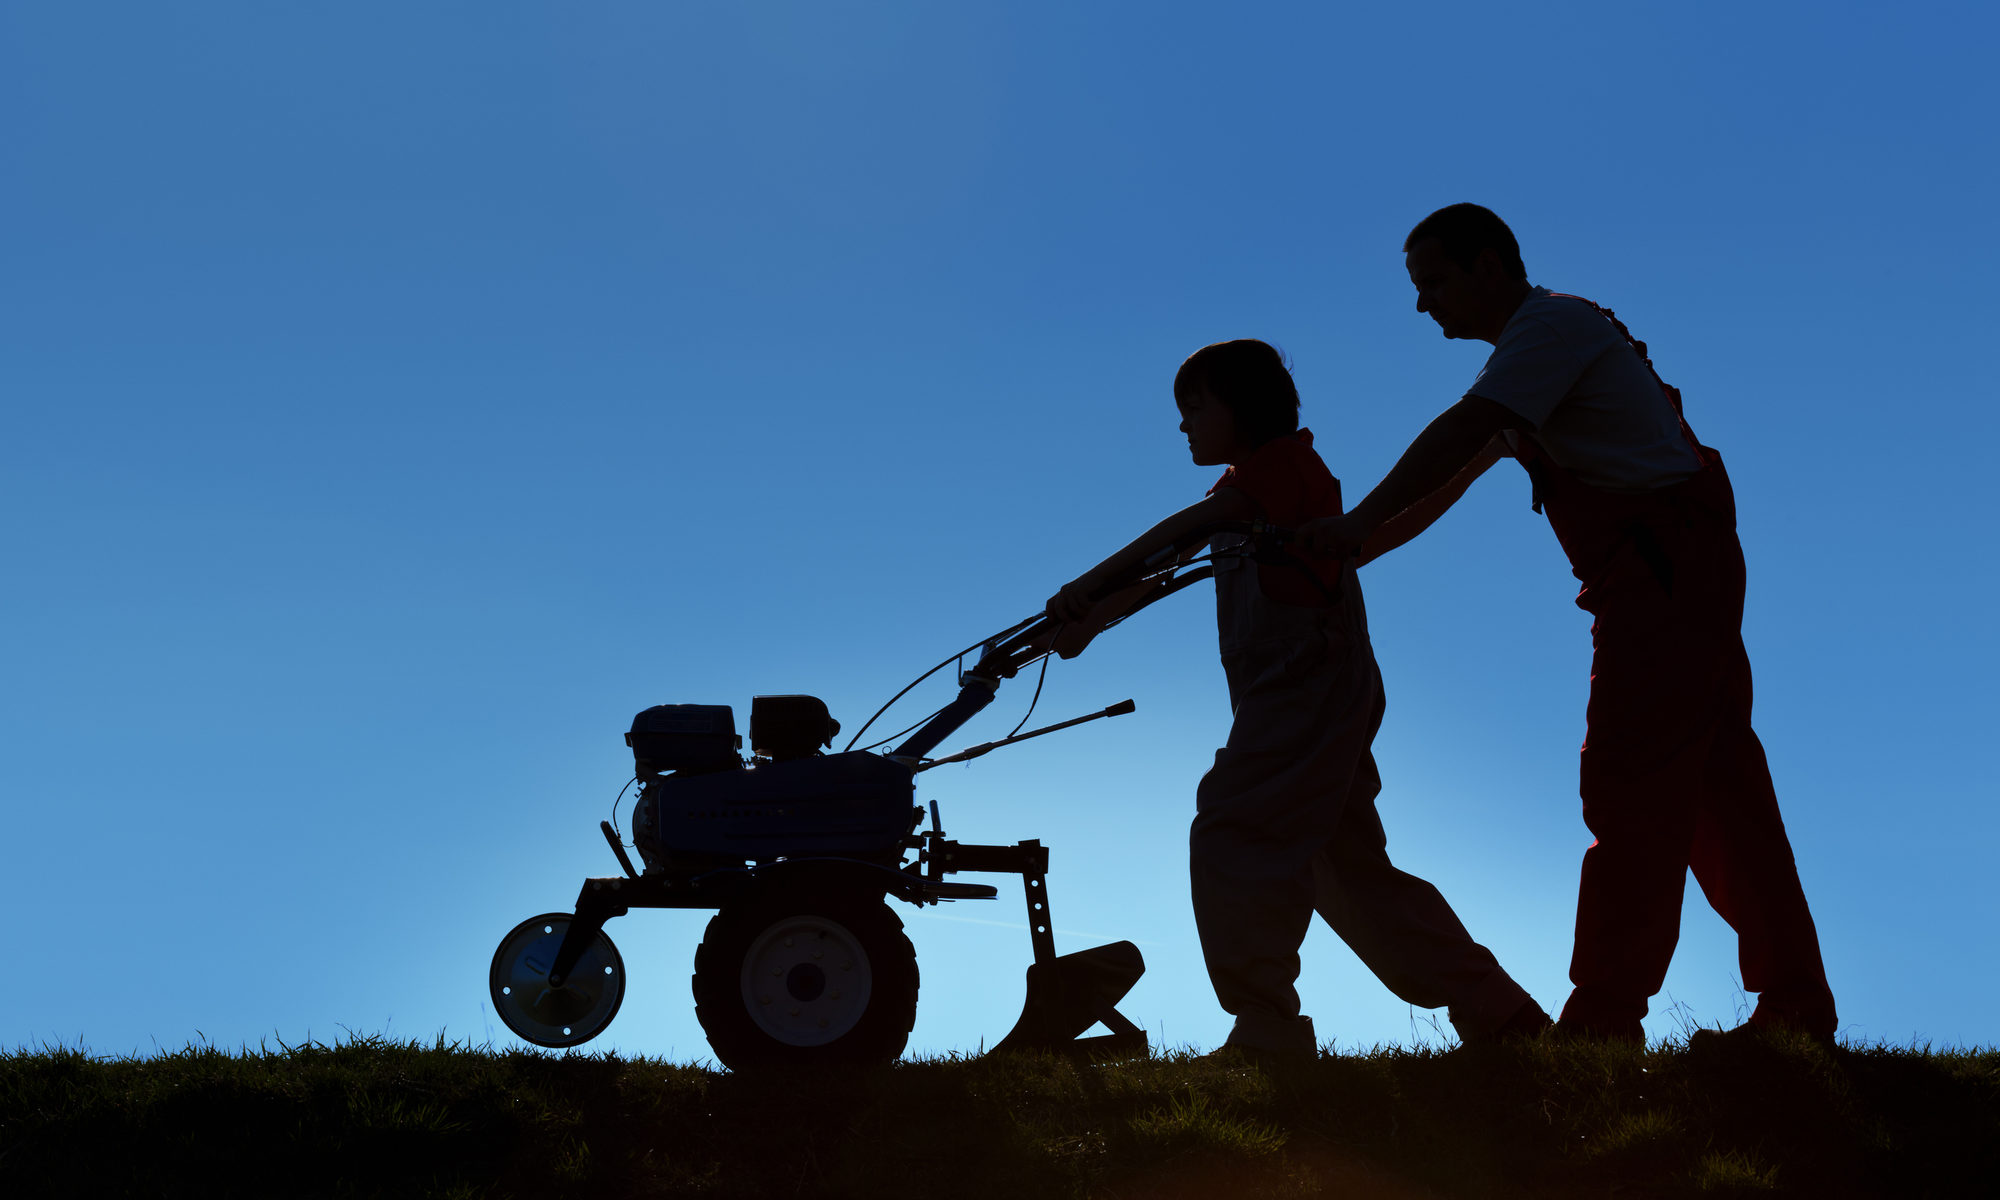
left=6, top=1, right=1995, bottom=1062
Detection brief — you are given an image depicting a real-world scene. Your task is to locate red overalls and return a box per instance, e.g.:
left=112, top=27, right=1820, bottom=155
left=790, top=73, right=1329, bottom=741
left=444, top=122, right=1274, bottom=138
left=1519, top=297, right=1837, bottom=1041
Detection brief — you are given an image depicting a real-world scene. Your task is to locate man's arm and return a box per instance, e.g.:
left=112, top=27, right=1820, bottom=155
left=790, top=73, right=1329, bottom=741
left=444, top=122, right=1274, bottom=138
left=1356, top=434, right=1507, bottom=565
left=1047, top=487, right=1255, bottom=624
left=1300, top=395, right=1524, bottom=560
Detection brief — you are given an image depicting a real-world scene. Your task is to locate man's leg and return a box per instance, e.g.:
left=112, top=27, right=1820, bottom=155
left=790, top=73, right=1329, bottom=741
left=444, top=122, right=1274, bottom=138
left=1687, top=650, right=1838, bottom=1037
left=1559, top=574, right=1717, bottom=1041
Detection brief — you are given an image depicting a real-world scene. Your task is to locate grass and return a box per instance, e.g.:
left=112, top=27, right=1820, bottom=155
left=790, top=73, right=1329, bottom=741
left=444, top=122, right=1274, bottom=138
left=3, top=1031, right=1994, bottom=1198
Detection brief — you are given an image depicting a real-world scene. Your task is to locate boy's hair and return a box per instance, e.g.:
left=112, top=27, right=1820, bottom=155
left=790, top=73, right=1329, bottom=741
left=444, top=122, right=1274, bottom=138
left=1174, top=339, right=1300, bottom=447
left=1404, top=202, right=1528, bottom=282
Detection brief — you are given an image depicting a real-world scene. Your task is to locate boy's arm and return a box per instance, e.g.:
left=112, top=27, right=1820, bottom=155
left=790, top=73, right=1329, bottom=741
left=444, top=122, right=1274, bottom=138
left=1355, top=435, right=1507, bottom=565
left=1046, top=487, right=1255, bottom=624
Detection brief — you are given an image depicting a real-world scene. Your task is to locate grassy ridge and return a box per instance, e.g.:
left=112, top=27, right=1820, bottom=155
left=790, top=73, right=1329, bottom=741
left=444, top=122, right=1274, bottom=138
left=3, top=1033, right=1995, bottom=1198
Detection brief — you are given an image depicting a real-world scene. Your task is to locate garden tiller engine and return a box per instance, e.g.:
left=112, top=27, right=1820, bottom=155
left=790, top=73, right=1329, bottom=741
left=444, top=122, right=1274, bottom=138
left=486, top=522, right=1312, bottom=1069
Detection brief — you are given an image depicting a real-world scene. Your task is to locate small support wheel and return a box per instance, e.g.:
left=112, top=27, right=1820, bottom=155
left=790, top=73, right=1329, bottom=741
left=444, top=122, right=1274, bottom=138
left=693, top=885, right=918, bottom=1070
left=489, top=912, right=626, bottom=1048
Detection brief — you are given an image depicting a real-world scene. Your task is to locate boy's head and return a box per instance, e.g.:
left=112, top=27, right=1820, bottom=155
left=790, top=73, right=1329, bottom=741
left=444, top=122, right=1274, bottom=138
left=1173, top=340, right=1300, bottom=464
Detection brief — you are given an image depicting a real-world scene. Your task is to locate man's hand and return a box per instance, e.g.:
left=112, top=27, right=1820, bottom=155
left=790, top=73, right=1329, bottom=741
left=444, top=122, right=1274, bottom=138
left=1296, top=512, right=1370, bottom=561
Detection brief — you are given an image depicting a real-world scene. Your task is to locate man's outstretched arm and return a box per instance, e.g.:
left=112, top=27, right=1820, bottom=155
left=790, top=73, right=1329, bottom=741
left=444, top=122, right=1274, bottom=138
left=1357, top=436, right=1506, bottom=565
left=1301, top=395, right=1523, bottom=560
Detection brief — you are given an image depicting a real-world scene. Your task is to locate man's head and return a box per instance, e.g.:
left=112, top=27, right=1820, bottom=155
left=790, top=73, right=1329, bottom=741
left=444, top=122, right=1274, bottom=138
left=1174, top=339, right=1300, bottom=464
left=1403, top=203, right=1531, bottom=344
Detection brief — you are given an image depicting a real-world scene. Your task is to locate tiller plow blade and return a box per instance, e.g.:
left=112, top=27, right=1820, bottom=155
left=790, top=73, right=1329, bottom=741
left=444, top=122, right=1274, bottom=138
left=991, top=940, right=1147, bottom=1059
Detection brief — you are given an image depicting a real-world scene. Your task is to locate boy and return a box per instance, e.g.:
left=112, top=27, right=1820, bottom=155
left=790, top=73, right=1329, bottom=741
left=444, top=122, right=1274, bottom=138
left=1049, top=339, right=1544, bottom=1058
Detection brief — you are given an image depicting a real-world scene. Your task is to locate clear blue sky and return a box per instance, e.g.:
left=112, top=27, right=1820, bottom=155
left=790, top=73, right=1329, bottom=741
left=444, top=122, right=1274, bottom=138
left=5, top=1, right=1994, bottom=1061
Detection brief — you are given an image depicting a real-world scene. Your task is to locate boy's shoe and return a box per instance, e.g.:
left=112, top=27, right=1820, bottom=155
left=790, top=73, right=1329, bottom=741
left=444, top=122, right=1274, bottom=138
left=1211, top=1012, right=1318, bottom=1063
left=1458, top=999, right=1554, bottom=1048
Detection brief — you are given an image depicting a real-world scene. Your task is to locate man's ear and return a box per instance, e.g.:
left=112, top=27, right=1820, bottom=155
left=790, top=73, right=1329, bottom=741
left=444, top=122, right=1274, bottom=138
left=1472, top=246, right=1509, bottom=283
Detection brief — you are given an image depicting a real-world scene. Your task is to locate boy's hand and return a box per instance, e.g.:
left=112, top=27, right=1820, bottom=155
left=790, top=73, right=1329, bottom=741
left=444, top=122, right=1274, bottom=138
left=1297, top=513, right=1368, bottom=560
left=1047, top=573, right=1105, bottom=624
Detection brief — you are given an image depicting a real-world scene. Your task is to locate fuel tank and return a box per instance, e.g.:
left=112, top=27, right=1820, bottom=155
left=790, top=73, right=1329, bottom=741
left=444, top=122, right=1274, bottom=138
left=632, top=750, right=918, bottom=866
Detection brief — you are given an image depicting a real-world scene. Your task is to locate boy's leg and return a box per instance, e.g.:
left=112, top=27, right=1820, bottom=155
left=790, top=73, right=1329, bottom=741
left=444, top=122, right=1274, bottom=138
left=1311, top=764, right=1535, bottom=1040
left=1189, top=642, right=1379, bottom=1058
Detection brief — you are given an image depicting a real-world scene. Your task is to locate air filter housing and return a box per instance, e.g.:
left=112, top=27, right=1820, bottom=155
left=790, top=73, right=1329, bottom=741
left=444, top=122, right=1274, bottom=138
left=626, top=704, right=742, bottom=775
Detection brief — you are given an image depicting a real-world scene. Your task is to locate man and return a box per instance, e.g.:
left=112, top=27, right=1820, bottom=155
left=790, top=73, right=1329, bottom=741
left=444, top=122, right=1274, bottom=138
left=1300, top=203, right=1837, bottom=1044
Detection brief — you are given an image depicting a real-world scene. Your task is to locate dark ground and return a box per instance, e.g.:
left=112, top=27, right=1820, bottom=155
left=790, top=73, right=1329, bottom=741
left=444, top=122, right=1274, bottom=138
left=4, top=1032, right=1995, bottom=1198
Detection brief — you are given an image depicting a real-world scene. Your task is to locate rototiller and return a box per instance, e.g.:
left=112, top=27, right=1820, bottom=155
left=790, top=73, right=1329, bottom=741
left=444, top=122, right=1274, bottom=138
left=486, top=522, right=1315, bottom=1069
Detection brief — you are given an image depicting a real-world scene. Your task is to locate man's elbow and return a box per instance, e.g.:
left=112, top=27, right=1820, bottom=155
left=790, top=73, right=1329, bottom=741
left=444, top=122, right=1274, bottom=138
left=1451, top=394, right=1531, bottom=439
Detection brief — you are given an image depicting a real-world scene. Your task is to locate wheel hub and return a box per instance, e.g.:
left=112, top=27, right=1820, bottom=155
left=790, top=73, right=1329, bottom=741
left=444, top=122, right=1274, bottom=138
left=786, top=962, right=827, bottom=1002
left=489, top=914, right=626, bottom=1048
left=740, top=915, right=874, bottom=1047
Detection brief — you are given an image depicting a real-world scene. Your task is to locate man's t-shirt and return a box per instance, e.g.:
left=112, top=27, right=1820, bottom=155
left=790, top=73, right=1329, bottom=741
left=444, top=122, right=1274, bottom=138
left=1208, top=428, right=1344, bottom=606
left=1469, top=287, right=1701, bottom=492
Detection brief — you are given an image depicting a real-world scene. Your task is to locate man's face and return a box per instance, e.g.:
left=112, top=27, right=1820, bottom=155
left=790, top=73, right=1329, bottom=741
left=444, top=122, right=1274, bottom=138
left=1177, top=385, right=1245, bottom=467
left=1405, top=236, right=1486, bottom=340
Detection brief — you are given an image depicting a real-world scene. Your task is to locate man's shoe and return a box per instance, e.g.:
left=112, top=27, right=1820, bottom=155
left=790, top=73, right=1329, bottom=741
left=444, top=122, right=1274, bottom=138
left=1686, top=1022, right=1836, bottom=1054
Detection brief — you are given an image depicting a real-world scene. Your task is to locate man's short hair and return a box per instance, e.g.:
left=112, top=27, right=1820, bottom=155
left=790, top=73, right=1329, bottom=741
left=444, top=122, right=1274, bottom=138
left=1405, top=203, right=1528, bottom=281
left=1174, top=339, right=1301, bottom=448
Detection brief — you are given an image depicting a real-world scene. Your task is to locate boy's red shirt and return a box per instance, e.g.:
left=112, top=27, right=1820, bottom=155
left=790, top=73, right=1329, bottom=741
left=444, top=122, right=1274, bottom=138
left=1208, top=428, right=1346, bottom=606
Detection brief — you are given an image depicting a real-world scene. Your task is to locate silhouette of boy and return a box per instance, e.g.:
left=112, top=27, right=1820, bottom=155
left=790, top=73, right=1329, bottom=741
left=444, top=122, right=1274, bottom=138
left=1048, top=339, right=1545, bottom=1059
left=1300, top=204, right=1837, bottom=1044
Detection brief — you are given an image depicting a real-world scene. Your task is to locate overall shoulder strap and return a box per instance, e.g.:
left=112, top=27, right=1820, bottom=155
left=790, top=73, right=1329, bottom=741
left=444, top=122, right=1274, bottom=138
left=1543, top=291, right=1707, bottom=458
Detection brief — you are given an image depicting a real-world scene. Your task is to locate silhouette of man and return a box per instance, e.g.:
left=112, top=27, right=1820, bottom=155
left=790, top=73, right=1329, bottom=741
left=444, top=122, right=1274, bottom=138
left=1300, top=204, right=1837, bottom=1043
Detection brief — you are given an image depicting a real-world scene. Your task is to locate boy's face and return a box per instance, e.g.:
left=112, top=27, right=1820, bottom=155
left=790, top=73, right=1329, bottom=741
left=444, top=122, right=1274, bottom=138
left=1177, top=385, right=1246, bottom=467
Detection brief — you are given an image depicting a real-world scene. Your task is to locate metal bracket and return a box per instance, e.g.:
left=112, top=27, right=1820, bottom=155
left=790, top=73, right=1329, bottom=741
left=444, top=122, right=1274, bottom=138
left=545, top=878, right=630, bottom=987
left=919, top=837, right=1059, bottom=963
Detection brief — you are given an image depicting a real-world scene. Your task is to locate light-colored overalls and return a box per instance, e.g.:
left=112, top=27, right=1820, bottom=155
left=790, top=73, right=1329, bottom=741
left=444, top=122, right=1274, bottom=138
left=1189, top=534, right=1532, bottom=1055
